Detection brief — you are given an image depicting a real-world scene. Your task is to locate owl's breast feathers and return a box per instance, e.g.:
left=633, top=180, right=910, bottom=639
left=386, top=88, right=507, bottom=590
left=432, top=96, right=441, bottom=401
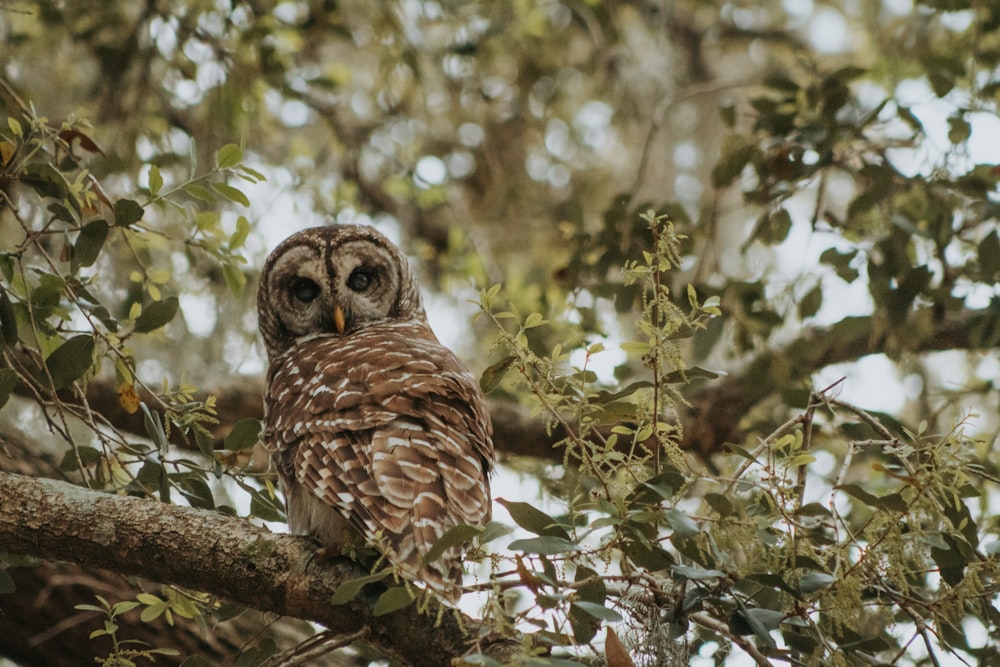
left=262, top=319, right=494, bottom=600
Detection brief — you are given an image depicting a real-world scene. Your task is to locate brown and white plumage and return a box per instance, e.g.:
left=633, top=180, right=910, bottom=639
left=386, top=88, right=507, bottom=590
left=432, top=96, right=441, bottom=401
left=257, top=225, right=493, bottom=601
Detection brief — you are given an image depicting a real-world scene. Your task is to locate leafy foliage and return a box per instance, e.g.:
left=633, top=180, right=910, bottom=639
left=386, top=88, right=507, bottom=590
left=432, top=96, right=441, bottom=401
left=73, top=596, right=180, bottom=665
left=2, top=0, right=1000, bottom=665
left=0, top=108, right=267, bottom=516
left=470, top=218, right=1000, bottom=664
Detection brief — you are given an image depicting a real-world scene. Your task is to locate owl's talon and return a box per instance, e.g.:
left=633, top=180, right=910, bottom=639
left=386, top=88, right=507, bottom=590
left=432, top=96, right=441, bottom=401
left=313, top=545, right=337, bottom=564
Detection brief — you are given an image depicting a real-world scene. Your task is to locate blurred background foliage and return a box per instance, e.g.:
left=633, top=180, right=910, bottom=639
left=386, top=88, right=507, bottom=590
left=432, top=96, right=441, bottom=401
left=2, top=0, right=1000, bottom=665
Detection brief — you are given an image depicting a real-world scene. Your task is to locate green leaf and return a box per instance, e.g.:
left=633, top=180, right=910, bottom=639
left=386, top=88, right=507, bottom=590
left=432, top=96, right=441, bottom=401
left=523, top=312, right=547, bottom=328
left=48, top=202, right=75, bottom=222
left=589, top=380, right=654, bottom=405
left=372, top=585, right=415, bottom=616
left=22, top=163, right=71, bottom=200
left=422, top=523, right=481, bottom=565
left=628, top=467, right=685, bottom=504
left=248, top=489, right=284, bottom=522
left=664, top=508, right=699, bottom=538
left=835, top=484, right=908, bottom=513
left=672, top=564, right=726, bottom=581
left=73, top=219, right=109, bottom=269
left=568, top=564, right=607, bottom=643
left=113, top=198, right=144, bottom=227
left=755, top=208, right=792, bottom=245
left=730, top=606, right=785, bottom=643
left=625, top=539, right=674, bottom=571
left=570, top=600, right=622, bottom=622
left=59, top=445, right=102, bottom=472
left=133, top=296, right=179, bottom=333
left=0, top=368, right=16, bottom=409
left=210, top=181, right=250, bottom=206
left=979, top=229, right=1000, bottom=282
left=745, top=572, right=798, bottom=598
left=947, top=116, right=971, bottom=144
left=798, top=284, right=823, bottom=319
left=225, top=418, right=262, bottom=451
left=140, top=601, right=167, bottom=622
left=703, top=492, right=734, bottom=517
left=147, top=648, right=181, bottom=657
left=330, top=571, right=391, bottom=605
left=724, top=443, right=758, bottom=460
left=222, top=261, right=246, bottom=299
left=798, top=572, right=836, bottom=594
left=134, top=459, right=164, bottom=489
left=185, top=183, right=215, bottom=202
left=194, top=427, right=215, bottom=458
left=795, top=502, right=832, bottom=518
left=0, top=290, right=17, bottom=347
left=508, top=536, right=579, bottom=555
left=29, top=272, right=64, bottom=314
left=819, top=247, right=860, bottom=283
left=141, top=403, right=169, bottom=451
left=479, top=355, right=515, bottom=393
left=147, top=165, right=163, bottom=195
left=114, top=599, right=143, bottom=614
left=746, top=607, right=787, bottom=630
left=236, top=164, right=267, bottom=182
left=174, top=475, right=215, bottom=509
left=497, top=498, right=570, bottom=539
left=229, top=216, right=250, bottom=250
left=216, top=143, right=243, bottom=170
left=477, top=520, right=514, bottom=544
left=712, top=135, right=757, bottom=187
left=45, top=334, right=95, bottom=389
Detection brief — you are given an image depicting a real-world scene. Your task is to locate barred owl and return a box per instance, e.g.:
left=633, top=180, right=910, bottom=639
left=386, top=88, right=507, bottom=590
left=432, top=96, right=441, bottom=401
left=257, top=225, right=494, bottom=601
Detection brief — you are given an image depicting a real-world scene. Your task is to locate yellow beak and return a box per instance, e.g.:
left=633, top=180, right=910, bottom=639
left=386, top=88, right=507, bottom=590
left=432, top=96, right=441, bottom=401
left=333, top=305, right=346, bottom=334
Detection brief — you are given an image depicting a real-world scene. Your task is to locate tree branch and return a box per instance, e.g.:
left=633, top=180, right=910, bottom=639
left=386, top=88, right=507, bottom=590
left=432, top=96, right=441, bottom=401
left=0, top=429, right=329, bottom=665
left=0, top=471, right=513, bottom=666
left=13, top=307, right=996, bottom=466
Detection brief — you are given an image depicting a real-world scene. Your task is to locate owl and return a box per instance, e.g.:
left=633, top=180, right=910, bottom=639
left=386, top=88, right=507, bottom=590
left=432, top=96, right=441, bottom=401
left=257, top=224, right=494, bottom=602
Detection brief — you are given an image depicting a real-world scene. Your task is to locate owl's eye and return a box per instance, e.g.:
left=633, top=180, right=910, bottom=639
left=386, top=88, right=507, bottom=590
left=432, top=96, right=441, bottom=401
left=347, top=267, right=375, bottom=292
left=290, top=277, right=321, bottom=303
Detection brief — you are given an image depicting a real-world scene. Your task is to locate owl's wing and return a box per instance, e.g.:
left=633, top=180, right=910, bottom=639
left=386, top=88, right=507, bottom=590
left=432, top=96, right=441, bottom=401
left=264, top=322, right=494, bottom=600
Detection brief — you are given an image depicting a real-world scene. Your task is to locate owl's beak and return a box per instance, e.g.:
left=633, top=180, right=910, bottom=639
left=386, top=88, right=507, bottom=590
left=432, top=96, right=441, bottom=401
left=333, top=305, right=346, bottom=334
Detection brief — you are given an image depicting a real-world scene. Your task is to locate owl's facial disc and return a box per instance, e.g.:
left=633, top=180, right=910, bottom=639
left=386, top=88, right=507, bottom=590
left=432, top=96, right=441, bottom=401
left=259, top=225, right=429, bottom=358
left=263, top=243, right=333, bottom=343
left=330, top=240, right=401, bottom=332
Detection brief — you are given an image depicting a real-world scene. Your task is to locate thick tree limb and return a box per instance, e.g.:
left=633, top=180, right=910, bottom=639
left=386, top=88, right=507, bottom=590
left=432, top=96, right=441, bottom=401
left=0, top=471, right=513, bottom=666
left=0, top=430, right=328, bottom=666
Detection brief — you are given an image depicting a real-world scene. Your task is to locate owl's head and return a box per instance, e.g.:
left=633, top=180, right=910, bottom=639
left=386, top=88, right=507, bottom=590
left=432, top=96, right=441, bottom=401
left=257, top=225, right=427, bottom=359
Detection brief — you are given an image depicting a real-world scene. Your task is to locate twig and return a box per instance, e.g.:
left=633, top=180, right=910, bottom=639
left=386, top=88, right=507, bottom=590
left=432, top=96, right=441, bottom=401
left=0, top=76, right=28, bottom=113
left=689, top=612, right=774, bottom=667
left=723, top=412, right=808, bottom=495
left=794, top=392, right=818, bottom=507
left=269, top=629, right=366, bottom=667
left=825, top=397, right=918, bottom=477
